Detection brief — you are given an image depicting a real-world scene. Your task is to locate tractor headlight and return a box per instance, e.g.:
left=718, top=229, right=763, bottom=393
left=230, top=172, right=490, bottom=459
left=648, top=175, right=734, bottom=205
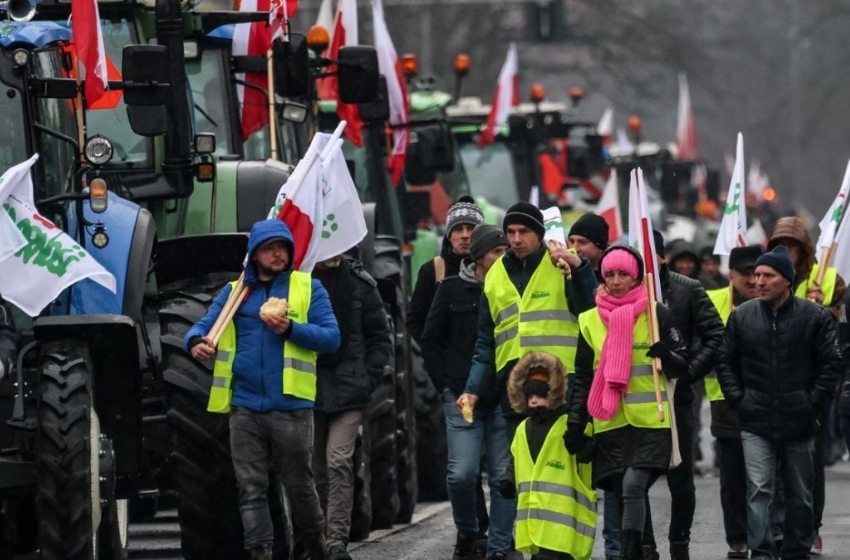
left=84, top=135, right=114, bottom=166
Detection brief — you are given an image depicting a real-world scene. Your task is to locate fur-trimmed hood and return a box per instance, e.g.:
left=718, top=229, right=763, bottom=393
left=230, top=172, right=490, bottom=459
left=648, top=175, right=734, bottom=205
left=507, top=352, right=567, bottom=413
left=768, top=217, right=815, bottom=282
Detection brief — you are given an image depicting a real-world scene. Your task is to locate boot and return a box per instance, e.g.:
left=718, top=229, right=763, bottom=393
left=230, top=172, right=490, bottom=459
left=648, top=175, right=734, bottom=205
left=640, top=544, right=659, bottom=560
left=308, top=532, right=332, bottom=560
left=249, top=545, right=273, bottom=560
left=669, top=541, right=690, bottom=560
left=620, top=529, right=643, bottom=560
left=453, top=530, right=477, bottom=560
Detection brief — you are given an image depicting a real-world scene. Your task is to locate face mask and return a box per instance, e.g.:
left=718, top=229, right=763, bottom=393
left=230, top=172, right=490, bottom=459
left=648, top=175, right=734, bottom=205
left=527, top=405, right=547, bottom=418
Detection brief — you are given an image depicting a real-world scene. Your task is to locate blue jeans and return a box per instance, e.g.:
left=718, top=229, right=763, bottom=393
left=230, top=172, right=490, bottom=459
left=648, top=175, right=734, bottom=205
left=443, top=391, right=515, bottom=555
left=602, top=490, right=621, bottom=556
left=230, top=407, right=324, bottom=550
left=741, top=430, right=815, bottom=560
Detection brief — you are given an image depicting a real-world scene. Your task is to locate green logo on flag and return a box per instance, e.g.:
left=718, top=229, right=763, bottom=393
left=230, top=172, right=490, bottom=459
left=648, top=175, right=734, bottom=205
left=4, top=204, right=87, bottom=277
left=545, top=219, right=562, bottom=232
left=724, top=183, right=741, bottom=215
left=322, top=213, right=338, bottom=239
left=832, top=205, right=843, bottom=224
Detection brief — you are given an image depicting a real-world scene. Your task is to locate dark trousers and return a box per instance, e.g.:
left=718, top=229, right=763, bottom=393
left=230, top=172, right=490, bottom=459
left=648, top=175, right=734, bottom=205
left=813, top=414, right=826, bottom=531
left=230, top=407, right=324, bottom=550
left=643, top=401, right=696, bottom=545
left=717, top=437, right=748, bottom=545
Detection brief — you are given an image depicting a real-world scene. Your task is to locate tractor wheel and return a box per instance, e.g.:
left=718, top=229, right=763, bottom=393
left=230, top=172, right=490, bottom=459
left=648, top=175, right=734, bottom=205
left=36, top=340, right=125, bottom=560
left=348, top=425, right=372, bottom=541
left=158, top=273, right=289, bottom=560
left=412, top=345, right=447, bottom=502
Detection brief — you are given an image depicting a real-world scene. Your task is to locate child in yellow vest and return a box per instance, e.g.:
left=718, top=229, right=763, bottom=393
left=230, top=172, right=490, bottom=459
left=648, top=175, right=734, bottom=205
left=500, top=352, right=596, bottom=560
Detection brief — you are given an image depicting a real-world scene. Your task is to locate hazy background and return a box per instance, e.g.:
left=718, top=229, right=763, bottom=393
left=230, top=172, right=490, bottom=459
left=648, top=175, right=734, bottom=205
left=289, top=0, right=850, bottom=219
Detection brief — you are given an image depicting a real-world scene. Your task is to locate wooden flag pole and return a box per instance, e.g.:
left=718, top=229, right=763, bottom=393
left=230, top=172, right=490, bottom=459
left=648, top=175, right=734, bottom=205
left=267, top=47, right=278, bottom=161
left=644, top=272, right=665, bottom=422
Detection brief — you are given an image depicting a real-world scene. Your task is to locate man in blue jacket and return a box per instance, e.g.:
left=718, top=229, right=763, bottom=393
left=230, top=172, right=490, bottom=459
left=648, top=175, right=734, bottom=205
left=186, top=219, right=341, bottom=560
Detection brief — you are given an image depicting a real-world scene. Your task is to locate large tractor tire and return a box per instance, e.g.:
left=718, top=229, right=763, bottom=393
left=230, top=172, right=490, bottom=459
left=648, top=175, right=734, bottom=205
left=348, top=427, right=372, bottom=542
left=412, top=345, right=448, bottom=502
left=158, top=273, right=289, bottom=560
left=36, top=340, right=126, bottom=560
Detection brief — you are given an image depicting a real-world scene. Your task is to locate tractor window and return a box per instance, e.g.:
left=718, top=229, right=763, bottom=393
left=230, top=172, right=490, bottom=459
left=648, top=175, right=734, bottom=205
left=0, top=84, right=27, bottom=176
left=187, top=48, right=238, bottom=158
left=458, top=142, right=519, bottom=209
left=83, top=18, right=151, bottom=169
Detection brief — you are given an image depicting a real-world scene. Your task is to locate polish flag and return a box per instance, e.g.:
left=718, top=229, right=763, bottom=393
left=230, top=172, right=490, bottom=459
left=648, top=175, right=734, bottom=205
left=372, top=0, right=409, bottom=185
left=233, top=0, right=297, bottom=141
left=628, top=168, right=664, bottom=304
left=479, top=43, right=519, bottom=148
left=71, top=0, right=108, bottom=105
left=713, top=133, right=748, bottom=255
left=676, top=72, right=700, bottom=161
left=597, top=107, right=614, bottom=147
left=596, top=170, right=622, bottom=243
left=324, top=0, right=364, bottom=147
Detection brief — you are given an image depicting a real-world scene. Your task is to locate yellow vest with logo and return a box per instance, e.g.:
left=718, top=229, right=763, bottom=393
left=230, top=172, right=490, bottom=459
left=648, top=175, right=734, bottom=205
left=704, top=287, right=733, bottom=402
left=207, top=272, right=318, bottom=413
left=795, top=264, right=837, bottom=307
left=512, top=415, right=596, bottom=559
left=578, top=306, right=671, bottom=433
left=485, top=255, right=578, bottom=372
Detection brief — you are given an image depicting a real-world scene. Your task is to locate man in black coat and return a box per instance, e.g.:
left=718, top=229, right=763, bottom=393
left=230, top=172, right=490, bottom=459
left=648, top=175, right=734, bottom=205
left=717, top=246, right=842, bottom=560
left=407, top=196, right=484, bottom=344
left=312, top=255, right=392, bottom=560
left=637, top=231, right=724, bottom=560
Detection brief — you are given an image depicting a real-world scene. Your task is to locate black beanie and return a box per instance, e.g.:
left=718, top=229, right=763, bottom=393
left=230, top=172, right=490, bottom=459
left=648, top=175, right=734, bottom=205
left=653, top=229, right=666, bottom=257
left=503, top=202, right=546, bottom=239
left=729, top=245, right=764, bottom=271
left=524, top=369, right=551, bottom=399
left=569, top=213, right=609, bottom=251
left=755, top=245, right=795, bottom=286
left=470, top=224, right=509, bottom=263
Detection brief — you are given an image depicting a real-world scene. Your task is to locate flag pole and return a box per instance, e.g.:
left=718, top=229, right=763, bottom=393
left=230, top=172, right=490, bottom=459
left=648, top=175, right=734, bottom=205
left=72, top=56, right=87, bottom=178
left=267, top=46, right=278, bottom=160
left=643, top=271, right=665, bottom=423
left=205, top=120, right=349, bottom=343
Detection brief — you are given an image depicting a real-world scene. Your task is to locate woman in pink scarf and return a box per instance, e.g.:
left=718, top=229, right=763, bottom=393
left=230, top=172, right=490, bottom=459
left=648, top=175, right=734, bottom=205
left=566, top=246, right=689, bottom=560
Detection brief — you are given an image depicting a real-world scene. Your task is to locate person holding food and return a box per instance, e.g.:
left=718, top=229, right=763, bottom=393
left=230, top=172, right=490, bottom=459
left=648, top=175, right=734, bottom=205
left=185, top=218, right=340, bottom=560
left=421, top=224, right=510, bottom=560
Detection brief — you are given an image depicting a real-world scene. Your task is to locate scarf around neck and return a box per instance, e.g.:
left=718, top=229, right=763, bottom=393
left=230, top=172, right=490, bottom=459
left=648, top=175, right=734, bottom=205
left=587, top=285, right=649, bottom=420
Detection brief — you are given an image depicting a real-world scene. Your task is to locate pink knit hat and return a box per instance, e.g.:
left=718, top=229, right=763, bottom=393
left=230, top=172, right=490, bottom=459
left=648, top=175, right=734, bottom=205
left=600, top=247, right=639, bottom=280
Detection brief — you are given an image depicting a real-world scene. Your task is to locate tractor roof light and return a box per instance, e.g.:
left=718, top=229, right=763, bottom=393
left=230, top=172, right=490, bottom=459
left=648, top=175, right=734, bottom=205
left=569, top=86, right=584, bottom=106
left=628, top=115, right=642, bottom=134
left=89, top=177, right=108, bottom=213
left=84, top=135, right=113, bottom=166
left=530, top=83, right=546, bottom=103
left=401, top=54, right=418, bottom=79
left=307, top=25, right=330, bottom=55
left=453, top=54, right=470, bottom=77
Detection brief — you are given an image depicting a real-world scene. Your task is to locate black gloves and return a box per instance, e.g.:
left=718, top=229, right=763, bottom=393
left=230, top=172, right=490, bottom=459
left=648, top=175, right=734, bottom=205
left=564, top=422, right=589, bottom=456
left=499, top=478, right=516, bottom=500
left=646, top=340, right=671, bottom=360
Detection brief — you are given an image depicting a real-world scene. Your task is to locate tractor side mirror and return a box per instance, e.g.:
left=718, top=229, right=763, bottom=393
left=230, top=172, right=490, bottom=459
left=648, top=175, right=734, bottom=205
left=273, top=34, right=310, bottom=98
left=404, top=122, right=455, bottom=185
left=122, top=45, right=169, bottom=136
left=338, top=46, right=379, bottom=104
left=359, top=76, right=389, bottom=122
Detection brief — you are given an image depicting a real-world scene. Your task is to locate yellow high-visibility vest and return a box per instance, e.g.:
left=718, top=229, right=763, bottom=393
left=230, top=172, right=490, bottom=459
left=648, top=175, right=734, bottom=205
left=578, top=305, right=671, bottom=433
left=484, top=255, right=578, bottom=372
left=704, top=287, right=732, bottom=402
left=512, top=415, right=596, bottom=560
left=795, top=264, right=837, bottom=307
left=208, top=272, right=318, bottom=413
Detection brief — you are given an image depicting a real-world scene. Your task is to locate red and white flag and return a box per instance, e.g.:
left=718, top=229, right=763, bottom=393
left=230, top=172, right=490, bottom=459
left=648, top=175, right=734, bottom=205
left=233, top=0, right=297, bottom=141
left=676, top=72, right=700, bottom=161
left=596, top=170, right=623, bottom=243
left=479, top=43, right=519, bottom=148
left=597, top=107, right=614, bottom=147
left=628, top=168, right=664, bottom=304
left=324, top=0, right=364, bottom=146
left=71, top=0, right=108, bottom=105
left=713, top=133, right=748, bottom=255
left=372, top=0, right=409, bottom=185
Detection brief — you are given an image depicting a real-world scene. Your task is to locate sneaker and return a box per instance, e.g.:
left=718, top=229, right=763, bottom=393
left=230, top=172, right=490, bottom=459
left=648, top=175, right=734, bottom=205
left=727, top=542, right=748, bottom=559
left=810, top=532, right=823, bottom=555
left=329, top=544, right=352, bottom=560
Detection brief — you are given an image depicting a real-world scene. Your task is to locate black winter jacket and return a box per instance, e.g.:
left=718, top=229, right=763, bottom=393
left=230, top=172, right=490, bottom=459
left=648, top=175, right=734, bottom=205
left=661, top=268, right=724, bottom=403
left=717, top=295, right=842, bottom=442
left=314, top=259, right=392, bottom=414
left=420, top=262, right=496, bottom=409
left=407, top=239, right=464, bottom=344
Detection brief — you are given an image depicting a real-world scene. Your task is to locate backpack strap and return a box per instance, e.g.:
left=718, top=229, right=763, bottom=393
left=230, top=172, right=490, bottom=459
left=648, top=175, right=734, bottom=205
left=434, top=256, right=445, bottom=284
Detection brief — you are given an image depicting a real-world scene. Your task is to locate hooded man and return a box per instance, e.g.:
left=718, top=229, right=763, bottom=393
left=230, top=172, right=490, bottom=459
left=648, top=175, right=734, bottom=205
left=717, top=245, right=842, bottom=560
left=185, top=219, right=341, bottom=560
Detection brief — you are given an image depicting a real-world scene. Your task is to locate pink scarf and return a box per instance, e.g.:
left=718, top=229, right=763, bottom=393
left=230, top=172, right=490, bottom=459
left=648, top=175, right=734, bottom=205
left=587, top=286, right=649, bottom=420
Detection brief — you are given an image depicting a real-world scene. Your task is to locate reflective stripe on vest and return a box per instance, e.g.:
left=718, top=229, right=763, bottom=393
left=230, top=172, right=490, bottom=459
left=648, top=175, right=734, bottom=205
left=704, top=287, right=732, bottom=402
left=795, top=264, right=837, bottom=307
left=207, top=272, right=317, bottom=413
left=485, top=255, right=578, bottom=372
left=512, top=415, right=596, bottom=558
left=578, top=306, right=671, bottom=433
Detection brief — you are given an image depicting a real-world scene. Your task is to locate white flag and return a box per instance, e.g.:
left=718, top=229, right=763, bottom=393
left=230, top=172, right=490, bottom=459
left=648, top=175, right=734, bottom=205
left=628, top=168, right=663, bottom=303
left=815, top=159, right=850, bottom=252
left=831, top=202, right=850, bottom=282
left=713, top=133, right=747, bottom=255
left=315, top=140, right=368, bottom=263
left=0, top=155, right=116, bottom=316
left=0, top=157, right=33, bottom=262
left=542, top=207, right=566, bottom=246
